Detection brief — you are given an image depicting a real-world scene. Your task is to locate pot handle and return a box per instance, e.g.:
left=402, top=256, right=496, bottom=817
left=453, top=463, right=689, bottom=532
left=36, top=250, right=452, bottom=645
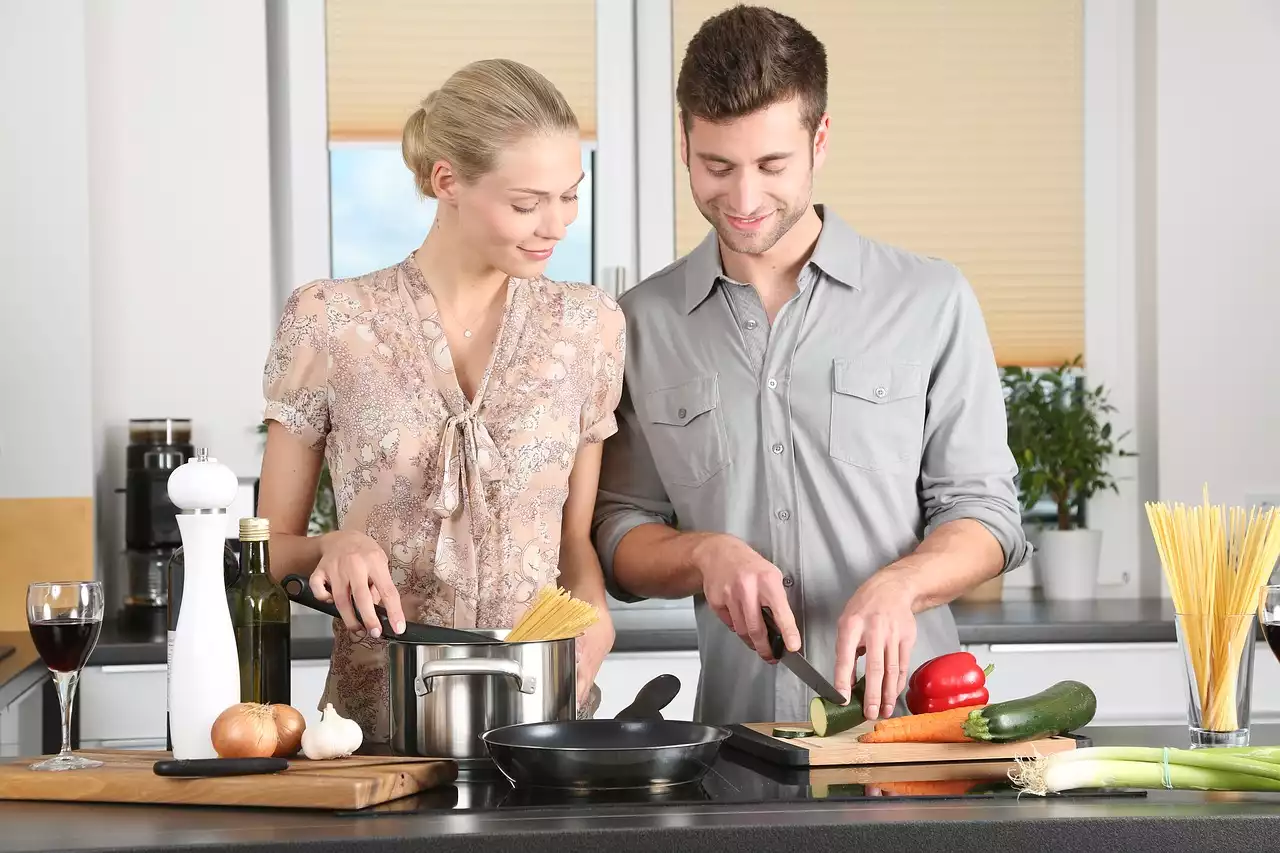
left=415, top=658, right=537, bottom=697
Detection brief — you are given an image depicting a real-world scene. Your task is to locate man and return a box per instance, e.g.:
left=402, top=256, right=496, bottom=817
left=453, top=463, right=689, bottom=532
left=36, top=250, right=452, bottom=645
left=591, top=5, right=1029, bottom=727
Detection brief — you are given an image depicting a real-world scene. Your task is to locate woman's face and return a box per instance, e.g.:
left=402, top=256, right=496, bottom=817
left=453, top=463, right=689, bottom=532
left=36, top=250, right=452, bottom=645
left=450, top=132, right=584, bottom=280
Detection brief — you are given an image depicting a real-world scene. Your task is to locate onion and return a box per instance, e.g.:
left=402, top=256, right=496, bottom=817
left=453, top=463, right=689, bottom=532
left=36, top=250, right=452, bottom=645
left=211, top=703, right=278, bottom=759
left=271, top=704, right=307, bottom=757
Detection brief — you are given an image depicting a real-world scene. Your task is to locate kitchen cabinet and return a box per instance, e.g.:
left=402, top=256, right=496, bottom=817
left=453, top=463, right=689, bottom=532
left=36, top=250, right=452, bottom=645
left=77, top=659, right=334, bottom=749
left=594, top=651, right=702, bottom=721
left=969, top=641, right=1280, bottom=728
left=0, top=681, right=42, bottom=758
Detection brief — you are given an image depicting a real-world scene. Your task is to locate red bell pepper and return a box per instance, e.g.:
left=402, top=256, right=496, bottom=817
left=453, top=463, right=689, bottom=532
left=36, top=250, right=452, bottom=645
left=905, top=651, right=995, bottom=715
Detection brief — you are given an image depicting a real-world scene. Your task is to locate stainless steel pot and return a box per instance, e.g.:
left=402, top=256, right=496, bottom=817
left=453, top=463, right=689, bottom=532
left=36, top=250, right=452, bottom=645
left=387, top=630, right=576, bottom=765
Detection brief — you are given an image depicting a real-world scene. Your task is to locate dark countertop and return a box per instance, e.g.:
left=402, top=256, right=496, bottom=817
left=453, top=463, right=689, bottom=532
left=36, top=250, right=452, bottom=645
left=0, top=597, right=1193, bottom=701
left=3, top=724, right=1280, bottom=853
left=950, top=597, right=1185, bottom=644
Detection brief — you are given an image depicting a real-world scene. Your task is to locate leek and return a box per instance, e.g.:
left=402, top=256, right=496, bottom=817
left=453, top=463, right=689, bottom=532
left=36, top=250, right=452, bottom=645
left=1014, top=758, right=1280, bottom=795
left=1012, top=745, right=1280, bottom=796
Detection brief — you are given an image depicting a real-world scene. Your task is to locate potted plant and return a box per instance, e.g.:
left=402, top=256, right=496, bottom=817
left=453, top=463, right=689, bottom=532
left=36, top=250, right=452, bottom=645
left=1001, top=356, right=1133, bottom=600
left=254, top=422, right=338, bottom=535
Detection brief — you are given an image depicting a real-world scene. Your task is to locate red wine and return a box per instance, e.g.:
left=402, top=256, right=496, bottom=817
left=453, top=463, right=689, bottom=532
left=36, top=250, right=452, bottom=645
left=29, top=618, right=102, bottom=672
left=1264, top=622, right=1280, bottom=664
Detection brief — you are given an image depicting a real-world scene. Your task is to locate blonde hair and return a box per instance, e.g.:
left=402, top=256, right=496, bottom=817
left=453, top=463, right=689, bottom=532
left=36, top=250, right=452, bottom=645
left=402, top=59, right=579, bottom=199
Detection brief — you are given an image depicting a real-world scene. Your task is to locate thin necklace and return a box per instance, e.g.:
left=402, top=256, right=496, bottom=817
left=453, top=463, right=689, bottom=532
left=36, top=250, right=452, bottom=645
left=416, top=254, right=505, bottom=339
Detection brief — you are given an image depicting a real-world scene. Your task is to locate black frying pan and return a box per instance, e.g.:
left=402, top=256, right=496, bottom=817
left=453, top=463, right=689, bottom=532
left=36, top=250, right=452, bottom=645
left=481, top=674, right=731, bottom=790
left=282, top=573, right=493, bottom=645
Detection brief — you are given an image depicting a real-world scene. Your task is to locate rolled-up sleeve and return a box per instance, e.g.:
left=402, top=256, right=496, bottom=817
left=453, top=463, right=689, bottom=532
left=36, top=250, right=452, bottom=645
left=920, top=269, right=1030, bottom=573
left=591, top=380, right=676, bottom=602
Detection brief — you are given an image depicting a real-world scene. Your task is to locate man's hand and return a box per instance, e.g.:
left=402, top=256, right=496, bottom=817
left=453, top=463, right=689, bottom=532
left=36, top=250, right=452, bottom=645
left=833, top=569, right=919, bottom=720
left=693, top=534, right=801, bottom=662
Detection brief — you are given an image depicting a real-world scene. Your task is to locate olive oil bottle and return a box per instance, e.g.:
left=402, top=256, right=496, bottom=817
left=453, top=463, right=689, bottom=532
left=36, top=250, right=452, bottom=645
left=227, top=517, right=291, bottom=705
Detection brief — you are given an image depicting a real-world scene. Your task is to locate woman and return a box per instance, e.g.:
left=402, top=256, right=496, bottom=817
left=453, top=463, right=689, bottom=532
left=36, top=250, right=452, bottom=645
left=257, top=59, right=625, bottom=743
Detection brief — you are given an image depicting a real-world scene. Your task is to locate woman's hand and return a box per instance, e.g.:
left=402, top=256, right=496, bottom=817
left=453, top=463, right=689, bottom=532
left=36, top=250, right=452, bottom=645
left=575, top=614, right=615, bottom=711
left=312, top=530, right=406, bottom=639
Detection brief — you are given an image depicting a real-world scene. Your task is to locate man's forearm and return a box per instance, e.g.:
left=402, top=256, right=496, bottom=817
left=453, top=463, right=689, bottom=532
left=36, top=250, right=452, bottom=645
left=881, top=519, right=1006, bottom=613
left=610, top=523, right=719, bottom=599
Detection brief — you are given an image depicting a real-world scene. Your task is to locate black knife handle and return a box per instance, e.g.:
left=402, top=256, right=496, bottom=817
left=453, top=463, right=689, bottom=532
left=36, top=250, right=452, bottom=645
left=761, top=607, right=786, bottom=661
left=153, top=758, right=289, bottom=778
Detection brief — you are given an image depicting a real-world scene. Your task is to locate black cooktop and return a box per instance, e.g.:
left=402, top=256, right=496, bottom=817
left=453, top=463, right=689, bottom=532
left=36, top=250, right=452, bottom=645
left=339, top=747, right=1145, bottom=817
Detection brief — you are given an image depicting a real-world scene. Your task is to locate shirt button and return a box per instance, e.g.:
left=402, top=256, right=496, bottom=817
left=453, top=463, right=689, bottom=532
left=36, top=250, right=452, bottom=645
left=745, top=319, right=758, bottom=330
left=777, top=509, right=790, bottom=521
left=782, top=576, right=795, bottom=588
left=767, top=378, right=778, bottom=390
left=771, top=443, right=784, bottom=455
left=874, top=386, right=888, bottom=399
left=677, top=407, right=687, bottom=419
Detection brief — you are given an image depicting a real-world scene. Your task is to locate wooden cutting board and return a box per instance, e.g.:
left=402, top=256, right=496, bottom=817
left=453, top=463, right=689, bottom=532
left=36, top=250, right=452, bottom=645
left=0, top=750, right=457, bottom=811
left=727, top=721, right=1084, bottom=767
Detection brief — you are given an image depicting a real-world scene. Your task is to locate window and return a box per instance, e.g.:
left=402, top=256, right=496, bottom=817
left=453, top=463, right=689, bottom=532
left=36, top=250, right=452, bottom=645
left=663, top=0, right=1086, bottom=368
left=328, top=144, right=595, bottom=283
left=322, top=0, right=600, bottom=284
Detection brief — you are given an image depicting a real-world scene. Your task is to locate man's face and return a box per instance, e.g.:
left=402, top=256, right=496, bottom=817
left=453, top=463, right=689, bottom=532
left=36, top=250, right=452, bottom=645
left=681, top=99, right=829, bottom=257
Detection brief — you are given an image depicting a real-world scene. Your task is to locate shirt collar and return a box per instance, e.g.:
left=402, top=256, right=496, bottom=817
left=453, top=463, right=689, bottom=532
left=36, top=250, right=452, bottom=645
left=683, top=204, right=864, bottom=314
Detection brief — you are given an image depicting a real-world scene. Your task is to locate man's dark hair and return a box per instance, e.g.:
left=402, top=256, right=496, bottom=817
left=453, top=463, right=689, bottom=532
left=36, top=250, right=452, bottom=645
left=676, top=4, right=828, bottom=135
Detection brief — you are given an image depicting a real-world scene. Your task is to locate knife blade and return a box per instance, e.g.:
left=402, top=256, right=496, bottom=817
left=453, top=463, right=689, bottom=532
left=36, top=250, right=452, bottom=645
left=761, top=606, right=848, bottom=706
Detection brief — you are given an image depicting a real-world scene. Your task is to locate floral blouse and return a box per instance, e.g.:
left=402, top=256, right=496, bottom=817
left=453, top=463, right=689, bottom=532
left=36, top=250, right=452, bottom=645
left=262, top=255, right=626, bottom=742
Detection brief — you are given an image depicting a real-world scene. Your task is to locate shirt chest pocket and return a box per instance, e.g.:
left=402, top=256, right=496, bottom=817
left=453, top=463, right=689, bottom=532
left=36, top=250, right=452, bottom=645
left=829, top=358, right=925, bottom=472
left=643, top=376, right=731, bottom=489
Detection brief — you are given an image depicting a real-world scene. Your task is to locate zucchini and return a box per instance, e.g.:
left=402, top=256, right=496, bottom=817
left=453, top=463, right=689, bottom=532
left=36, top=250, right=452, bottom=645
left=808, top=676, right=866, bottom=737
left=962, top=680, right=1097, bottom=744
left=772, top=726, right=813, bottom=739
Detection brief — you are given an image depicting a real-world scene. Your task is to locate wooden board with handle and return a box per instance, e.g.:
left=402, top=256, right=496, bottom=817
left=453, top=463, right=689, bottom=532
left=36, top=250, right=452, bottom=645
left=728, top=721, right=1084, bottom=768
left=0, top=750, right=457, bottom=811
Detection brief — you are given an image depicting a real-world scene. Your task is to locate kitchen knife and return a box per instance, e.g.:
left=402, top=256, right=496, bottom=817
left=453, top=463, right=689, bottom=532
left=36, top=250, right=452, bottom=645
left=153, top=757, right=289, bottom=778
left=761, top=606, right=848, bottom=706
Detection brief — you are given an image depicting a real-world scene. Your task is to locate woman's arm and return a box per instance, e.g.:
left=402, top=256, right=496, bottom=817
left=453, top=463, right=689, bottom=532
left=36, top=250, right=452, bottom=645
left=256, top=421, right=407, bottom=637
left=256, top=421, right=326, bottom=582
left=558, top=441, right=616, bottom=706
left=558, top=442, right=612, bottom=610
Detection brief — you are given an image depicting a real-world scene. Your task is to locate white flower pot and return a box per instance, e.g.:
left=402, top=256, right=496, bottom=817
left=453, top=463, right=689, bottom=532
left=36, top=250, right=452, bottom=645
left=1036, top=528, right=1104, bottom=601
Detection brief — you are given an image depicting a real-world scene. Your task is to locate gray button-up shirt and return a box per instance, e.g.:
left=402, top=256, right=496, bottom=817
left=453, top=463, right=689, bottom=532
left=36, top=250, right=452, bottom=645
left=592, top=206, right=1029, bottom=726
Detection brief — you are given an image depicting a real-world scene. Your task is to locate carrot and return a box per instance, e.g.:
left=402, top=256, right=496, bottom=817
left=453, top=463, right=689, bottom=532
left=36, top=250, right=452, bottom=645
left=856, top=706, right=979, bottom=743
left=872, top=779, right=983, bottom=797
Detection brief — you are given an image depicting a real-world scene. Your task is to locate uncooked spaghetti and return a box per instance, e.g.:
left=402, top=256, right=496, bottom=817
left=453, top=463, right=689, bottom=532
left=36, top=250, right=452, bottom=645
left=1146, top=485, right=1280, bottom=732
left=505, top=585, right=599, bottom=642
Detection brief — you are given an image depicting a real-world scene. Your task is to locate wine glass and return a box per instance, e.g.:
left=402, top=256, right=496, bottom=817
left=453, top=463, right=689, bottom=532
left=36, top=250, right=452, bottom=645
left=1261, top=585, right=1280, bottom=666
left=26, top=581, right=105, bottom=771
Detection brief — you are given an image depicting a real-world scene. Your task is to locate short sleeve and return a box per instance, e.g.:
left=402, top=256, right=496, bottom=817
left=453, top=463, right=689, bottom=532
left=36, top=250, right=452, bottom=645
left=580, top=293, right=627, bottom=445
left=262, top=282, right=331, bottom=450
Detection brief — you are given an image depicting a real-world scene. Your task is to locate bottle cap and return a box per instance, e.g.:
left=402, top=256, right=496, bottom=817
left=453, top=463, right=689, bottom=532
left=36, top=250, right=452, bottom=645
left=239, top=517, right=270, bottom=541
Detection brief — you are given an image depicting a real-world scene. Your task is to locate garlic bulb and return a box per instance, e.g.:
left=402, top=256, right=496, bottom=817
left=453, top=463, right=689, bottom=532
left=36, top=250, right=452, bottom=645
left=300, top=703, right=364, bottom=760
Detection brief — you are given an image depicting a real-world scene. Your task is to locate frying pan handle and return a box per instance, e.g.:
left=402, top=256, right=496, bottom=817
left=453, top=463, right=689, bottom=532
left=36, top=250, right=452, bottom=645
left=613, top=674, right=681, bottom=720
left=416, top=658, right=536, bottom=697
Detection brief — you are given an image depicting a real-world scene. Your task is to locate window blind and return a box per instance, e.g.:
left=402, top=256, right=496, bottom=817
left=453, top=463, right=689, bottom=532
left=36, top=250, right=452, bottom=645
left=324, top=0, right=598, bottom=142
left=671, top=1, right=1084, bottom=367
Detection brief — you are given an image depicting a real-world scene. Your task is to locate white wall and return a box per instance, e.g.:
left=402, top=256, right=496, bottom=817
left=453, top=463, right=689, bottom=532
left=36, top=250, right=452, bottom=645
left=1154, top=0, right=1280, bottom=510
left=85, top=1, right=275, bottom=568
left=0, top=0, right=94, bottom=501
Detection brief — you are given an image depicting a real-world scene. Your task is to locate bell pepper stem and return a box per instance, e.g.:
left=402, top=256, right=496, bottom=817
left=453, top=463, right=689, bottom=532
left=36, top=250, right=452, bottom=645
left=983, top=663, right=995, bottom=677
